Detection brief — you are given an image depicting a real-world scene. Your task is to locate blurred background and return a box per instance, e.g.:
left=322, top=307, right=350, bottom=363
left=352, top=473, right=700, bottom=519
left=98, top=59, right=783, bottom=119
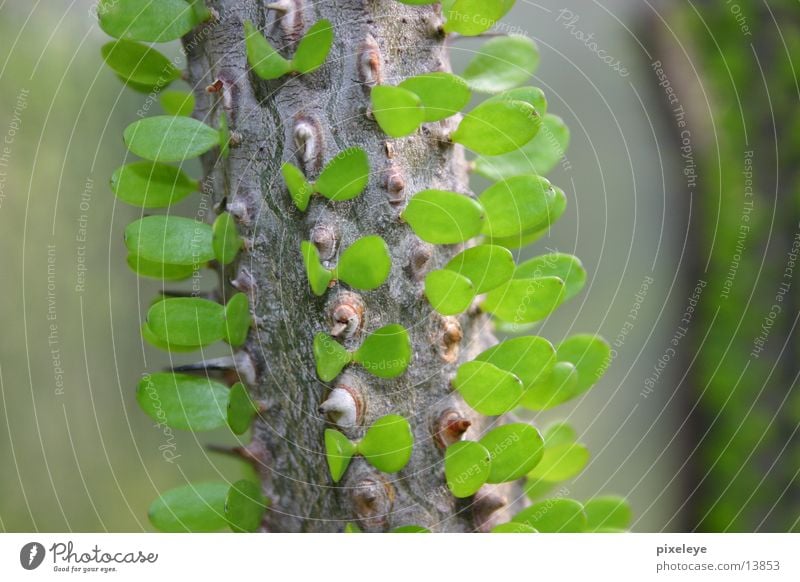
left=0, top=0, right=797, bottom=532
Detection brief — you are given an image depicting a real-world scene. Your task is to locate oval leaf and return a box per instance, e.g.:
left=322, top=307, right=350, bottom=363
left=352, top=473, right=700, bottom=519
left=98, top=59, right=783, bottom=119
left=124, top=116, right=220, bottom=162
left=358, top=415, right=414, bottom=473
left=516, top=253, right=586, bottom=301
left=102, top=40, right=180, bottom=87
left=479, top=423, right=544, bottom=483
left=452, top=99, right=540, bottom=156
left=301, top=241, right=334, bottom=296
left=137, top=373, right=228, bottom=431
left=292, top=19, right=334, bottom=74
left=98, top=0, right=200, bottom=42
left=402, top=190, right=484, bottom=244
left=444, top=0, right=511, bottom=36
left=227, top=382, right=258, bottom=435
left=223, top=292, right=251, bottom=347
left=314, top=333, right=352, bottom=382
left=160, top=90, right=196, bottom=116
left=479, top=175, right=556, bottom=238
left=146, top=297, right=226, bottom=347
left=244, top=20, right=292, bottom=80
left=445, top=244, right=514, bottom=293
left=425, top=270, right=476, bottom=315
left=557, top=335, right=611, bottom=396
left=475, top=336, right=556, bottom=388
left=111, top=162, right=198, bottom=208
left=336, top=235, right=391, bottom=291
left=513, top=498, right=587, bottom=533
left=125, top=215, right=214, bottom=266
left=463, top=36, right=539, bottom=93
left=522, top=361, right=579, bottom=410
left=371, top=85, right=425, bottom=138
left=225, top=480, right=267, bottom=533
left=527, top=442, right=589, bottom=482
left=148, top=482, right=229, bottom=533
left=453, top=360, right=523, bottom=415
left=126, top=254, right=195, bottom=281
left=482, top=276, right=566, bottom=323
left=399, top=72, right=471, bottom=122
left=316, top=148, right=370, bottom=202
left=212, top=212, right=243, bottom=265
left=445, top=441, right=492, bottom=498
left=353, top=324, right=411, bottom=379
left=584, top=496, right=632, bottom=531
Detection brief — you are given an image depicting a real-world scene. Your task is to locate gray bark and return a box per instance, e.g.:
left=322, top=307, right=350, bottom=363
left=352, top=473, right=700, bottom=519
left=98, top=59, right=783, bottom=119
left=184, top=0, right=514, bottom=532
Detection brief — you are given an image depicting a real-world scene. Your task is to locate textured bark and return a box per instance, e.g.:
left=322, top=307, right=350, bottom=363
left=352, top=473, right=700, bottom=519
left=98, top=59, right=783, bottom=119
left=184, top=0, right=513, bottom=532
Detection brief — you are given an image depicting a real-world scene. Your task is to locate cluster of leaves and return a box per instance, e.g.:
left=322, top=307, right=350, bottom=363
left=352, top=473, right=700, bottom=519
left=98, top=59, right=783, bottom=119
left=314, top=324, right=411, bottom=381
left=302, top=236, right=391, bottom=295
left=98, top=0, right=268, bottom=532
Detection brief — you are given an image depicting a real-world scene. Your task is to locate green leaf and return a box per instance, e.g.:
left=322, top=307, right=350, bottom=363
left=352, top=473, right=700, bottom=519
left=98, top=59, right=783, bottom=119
left=475, top=336, right=556, bottom=388
left=292, top=19, right=334, bottom=74
left=301, top=241, right=334, bottom=296
left=453, top=99, right=540, bottom=156
left=218, top=111, right=230, bottom=158
left=112, top=162, right=198, bottom=208
left=444, top=0, right=512, bottom=36
left=522, top=361, right=579, bottom=410
left=584, top=496, right=632, bottom=531
left=225, top=480, right=267, bottom=533
left=445, top=440, right=492, bottom=498
left=137, top=373, right=228, bottom=431
left=523, top=478, right=556, bottom=501
left=147, top=297, right=226, bottom=347
left=141, top=321, right=201, bottom=352
left=125, top=215, right=214, bottom=266
left=491, top=522, right=538, bottom=533
left=325, top=429, right=357, bottom=483
left=126, top=254, right=195, bottom=280
left=358, top=414, right=414, bottom=473
left=543, top=421, right=578, bottom=447
left=223, top=293, right=251, bottom=347
left=516, top=253, right=586, bottom=301
left=244, top=20, right=292, bottom=80
left=148, top=482, right=229, bottom=533
left=527, top=442, right=589, bottom=482
left=514, top=499, right=587, bottom=533
left=344, top=522, right=362, bottom=533
left=212, top=212, right=242, bottom=265
left=227, top=382, right=258, bottom=435
left=401, top=190, right=484, bottom=244
left=399, top=72, right=471, bottom=122
left=392, top=525, right=431, bottom=533
left=489, top=86, right=547, bottom=114
left=102, top=40, right=180, bottom=87
left=474, top=114, right=571, bottom=180
left=97, top=0, right=201, bottom=42
left=160, top=90, right=195, bottom=116
left=453, top=361, right=523, bottom=415
left=558, top=335, right=611, bottom=396
left=314, top=333, right=352, bottom=382
left=487, top=185, right=567, bottom=249
left=316, top=148, right=370, bottom=202
left=282, top=163, right=314, bottom=211
left=124, top=115, right=220, bottom=162
left=353, top=324, right=411, bottom=379
left=482, top=276, right=566, bottom=323
left=479, top=175, right=557, bottom=238
left=424, top=270, right=476, bottom=315
left=371, top=85, right=425, bottom=138
left=479, top=423, right=544, bottom=483
left=463, top=36, right=539, bottom=93
left=336, top=236, right=392, bottom=290
left=445, top=244, right=514, bottom=293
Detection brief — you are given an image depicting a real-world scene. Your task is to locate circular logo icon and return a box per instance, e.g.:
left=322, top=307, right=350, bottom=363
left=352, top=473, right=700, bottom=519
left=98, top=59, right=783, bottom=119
left=19, top=542, right=45, bottom=570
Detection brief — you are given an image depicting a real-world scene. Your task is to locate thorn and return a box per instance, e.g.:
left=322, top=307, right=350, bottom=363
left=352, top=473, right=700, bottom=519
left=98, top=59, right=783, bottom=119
left=229, top=131, right=243, bottom=147
left=385, top=166, right=406, bottom=206
left=350, top=476, right=395, bottom=531
left=206, top=79, right=224, bottom=93
left=327, top=292, right=365, bottom=339
left=310, top=224, right=338, bottom=261
left=438, top=317, right=462, bottom=363
left=227, top=196, right=253, bottom=226
left=433, top=408, right=471, bottom=448
left=293, top=115, right=323, bottom=173
left=319, top=380, right=364, bottom=428
left=270, top=0, right=304, bottom=43
left=207, top=441, right=269, bottom=470
left=159, top=289, right=217, bottom=300
left=357, top=34, right=383, bottom=89
left=408, top=240, right=433, bottom=281
left=266, top=0, right=291, bottom=11
left=231, top=267, right=256, bottom=294
left=170, top=352, right=257, bottom=386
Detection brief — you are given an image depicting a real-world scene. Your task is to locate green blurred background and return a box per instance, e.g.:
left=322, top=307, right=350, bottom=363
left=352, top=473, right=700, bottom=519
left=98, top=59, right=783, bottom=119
left=1, top=0, right=796, bottom=531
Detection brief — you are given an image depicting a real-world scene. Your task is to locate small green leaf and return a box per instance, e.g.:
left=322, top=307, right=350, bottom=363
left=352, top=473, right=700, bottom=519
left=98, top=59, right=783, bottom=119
left=490, top=86, right=547, bottom=114
left=137, top=373, right=228, bottom=431
left=515, top=253, right=586, bottom=301
left=523, top=478, right=556, bottom=501
left=316, top=148, right=370, bottom=202
left=522, top=361, right=579, bottom=410
left=353, top=324, right=411, bottom=379
left=558, top=335, right=611, bottom=396
left=282, top=163, right=314, bottom=211
left=392, top=525, right=431, bottom=533
left=147, top=297, right=226, bottom=347
left=358, top=414, right=414, bottom=473
left=336, top=236, right=392, bottom=290
left=479, top=423, right=544, bottom=483
left=97, top=0, right=201, bottom=42
left=445, top=440, right=492, bottom=498
left=148, top=482, right=229, bottom=533
left=482, top=276, right=566, bottom=323
left=112, top=162, right=198, bottom=208
left=225, top=480, right=267, bottom=533
left=244, top=20, right=292, bottom=80
left=527, top=442, right=589, bottom=482
left=314, top=333, right=352, bottom=382
left=401, top=190, right=484, bottom=244
left=102, top=40, right=180, bottom=87
left=584, top=496, right=632, bottom=531
left=445, top=244, right=514, bottom=293
left=453, top=99, right=540, bottom=155
left=212, top=212, right=243, bottom=265
left=514, top=498, right=587, bottom=533
left=124, top=116, right=220, bottom=162
left=227, top=382, right=258, bottom=435
left=399, top=72, right=471, bottom=122
left=424, top=270, right=476, bottom=315
left=463, top=36, right=539, bottom=93
left=543, top=421, right=578, bottom=447
left=444, top=0, right=512, bottom=36
left=491, top=522, right=538, bottom=533
left=160, top=90, right=196, bottom=116
left=371, top=85, right=425, bottom=138
left=218, top=111, right=230, bottom=158
left=223, top=293, right=251, bottom=347
left=475, top=336, right=556, bottom=388
left=126, top=254, right=195, bottom=281
left=141, top=321, right=201, bottom=352
left=125, top=215, right=214, bottom=266
left=453, top=360, right=523, bottom=415
left=479, top=175, right=556, bottom=238
left=474, top=114, right=571, bottom=180
left=292, top=19, right=334, bottom=74
left=487, top=185, right=567, bottom=249
left=344, top=522, right=362, bottom=533
left=325, top=429, right=357, bottom=482
left=301, top=241, right=334, bottom=296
